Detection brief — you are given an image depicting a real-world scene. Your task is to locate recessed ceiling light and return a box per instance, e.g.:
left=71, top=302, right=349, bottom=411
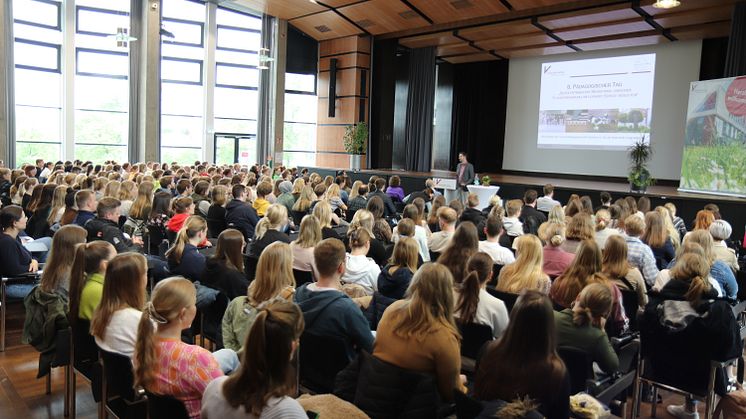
left=309, top=0, right=319, bottom=4
left=652, top=0, right=681, bottom=9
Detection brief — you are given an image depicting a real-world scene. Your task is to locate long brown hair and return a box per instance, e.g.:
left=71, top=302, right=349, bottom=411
left=248, top=242, right=295, bottom=306
left=68, top=241, right=116, bottom=327
left=165, top=216, right=207, bottom=264
left=437, top=221, right=479, bottom=283
left=550, top=240, right=607, bottom=308
left=566, top=213, right=594, bottom=241
left=389, top=237, right=419, bottom=274
left=129, top=181, right=153, bottom=220
left=601, top=235, right=631, bottom=279
left=474, top=290, right=565, bottom=402
left=221, top=300, right=304, bottom=415
left=389, top=263, right=458, bottom=340
left=40, top=224, right=87, bottom=293
left=134, top=277, right=195, bottom=390
left=91, top=253, right=147, bottom=339
left=457, top=252, right=493, bottom=324
left=47, top=185, right=68, bottom=225
left=213, top=228, right=245, bottom=272
left=641, top=211, right=668, bottom=248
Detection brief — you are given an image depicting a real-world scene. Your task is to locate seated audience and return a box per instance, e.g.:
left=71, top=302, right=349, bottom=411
left=642, top=211, right=675, bottom=270
left=378, top=237, right=418, bottom=300
left=480, top=194, right=502, bottom=218
left=624, top=215, right=660, bottom=286
left=347, top=184, right=369, bottom=215
left=460, top=193, right=486, bottom=227
left=38, top=224, right=87, bottom=297
left=369, top=178, right=397, bottom=217
left=456, top=252, right=509, bottom=338
left=147, top=190, right=173, bottom=240
left=536, top=184, right=561, bottom=213
left=206, top=185, right=229, bottom=238
left=191, top=180, right=210, bottom=216
left=497, top=235, right=551, bottom=294
left=294, top=239, right=374, bottom=360
left=252, top=181, right=272, bottom=217
left=129, top=182, right=154, bottom=223
left=312, top=200, right=342, bottom=241
left=249, top=204, right=291, bottom=257
left=202, top=229, right=249, bottom=300
left=554, top=283, right=619, bottom=375
left=594, top=209, right=619, bottom=250
left=664, top=202, right=687, bottom=240
left=437, top=221, right=479, bottom=284
left=709, top=220, right=739, bottom=274
left=594, top=191, right=612, bottom=213
left=367, top=196, right=392, bottom=243
left=225, top=184, right=259, bottom=241
left=502, top=199, right=524, bottom=237
left=68, top=241, right=116, bottom=323
left=275, top=180, right=295, bottom=214
left=91, top=253, right=148, bottom=357
left=166, top=216, right=208, bottom=283
left=291, top=185, right=315, bottom=224
left=26, top=184, right=56, bottom=238
left=222, top=242, right=295, bottom=354
left=290, top=215, right=321, bottom=276
left=72, top=190, right=97, bottom=227
left=201, top=300, right=306, bottom=418
left=652, top=241, right=723, bottom=296
left=342, top=228, right=380, bottom=295
left=655, top=206, right=681, bottom=252
left=602, top=235, right=648, bottom=309
left=426, top=195, right=446, bottom=233
left=393, top=204, right=430, bottom=262
left=86, top=197, right=143, bottom=252
left=680, top=230, right=737, bottom=299
left=561, top=213, right=594, bottom=254
left=540, top=223, right=574, bottom=279
left=167, top=197, right=195, bottom=234
left=385, top=175, right=405, bottom=203
left=346, top=210, right=386, bottom=265
left=520, top=189, right=547, bottom=235
left=474, top=291, right=570, bottom=419
left=478, top=215, right=515, bottom=266
left=325, top=184, right=347, bottom=214
left=374, top=263, right=467, bottom=402
left=689, top=209, right=715, bottom=237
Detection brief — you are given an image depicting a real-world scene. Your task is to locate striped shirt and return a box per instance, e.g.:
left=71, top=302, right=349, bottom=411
left=625, top=236, right=659, bottom=286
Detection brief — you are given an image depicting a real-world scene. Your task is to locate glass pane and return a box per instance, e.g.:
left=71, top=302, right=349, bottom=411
left=161, top=115, right=203, bottom=147
left=76, top=0, right=129, bottom=11
left=283, top=151, right=316, bottom=168
left=214, top=118, right=256, bottom=134
left=75, top=110, right=128, bottom=145
left=77, top=49, right=128, bottom=77
left=161, top=147, right=202, bottom=164
left=285, top=93, right=318, bottom=123
left=16, top=142, right=61, bottom=166
left=214, top=87, right=257, bottom=119
left=217, top=27, right=260, bottom=51
left=14, top=40, right=58, bottom=70
left=215, top=136, right=235, bottom=165
left=162, top=59, right=202, bottom=83
left=14, top=69, right=61, bottom=107
left=237, top=137, right=257, bottom=166
left=216, top=8, right=261, bottom=30
left=16, top=105, right=61, bottom=142
left=216, top=64, right=258, bottom=88
left=283, top=123, right=316, bottom=152
left=13, top=0, right=59, bottom=27
left=13, top=23, right=62, bottom=45
left=76, top=33, right=130, bottom=52
left=162, top=20, right=203, bottom=46
left=75, top=76, right=128, bottom=111
left=215, top=49, right=258, bottom=66
left=162, top=83, right=204, bottom=116
left=162, top=44, right=204, bottom=61
left=75, top=144, right=128, bottom=163
left=77, top=8, right=129, bottom=35
left=286, top=73, right=316, bottom=93
left=162, top=0, right=206, bottom=22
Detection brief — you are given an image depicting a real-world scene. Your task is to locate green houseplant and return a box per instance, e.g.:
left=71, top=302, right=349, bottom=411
left=343, top=122, right=368, bottom=170
left=627, top=136, right=655, bottom=193
left=481, top=175, right=491, bottom=186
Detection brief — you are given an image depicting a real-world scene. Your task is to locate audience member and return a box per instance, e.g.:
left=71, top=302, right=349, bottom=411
left=664, top=202, right=687, bottom=240
left=393, top=204, right=430, bottom=262
left=312, top=200, right=342, bottom=241
left=602, top=235, right=648, bottom=308
left=594, top=209, right=619, bottom=250
left=346, top=209, right=386, bottom=265
left=536, top=184, right=561, bottom=213
left=437, top=221, right=479, bottom=283
left=68, top=241, right=116, bottom=324
left=73, top=190, right=97, bottom=227
left=202, top=229, right=249, bottom=300
left=249, top=204, right=291, bottom=257
left=561, top=213, right=594, bottom=254
left=426, top=195, right=446, bottom=232
left=86, top=197, right=143, bottom=252
left=369, top=178, right=397, bottom=217
left=166, top=216, right=208, bottom=283
left=709, top=220, right=739, bottom=274
left=225, top=184, right=259, bottom=241
left=477, top=215, right=515, bottom=266
left=342, top=228, right=381, bottom=295
left=377, top=237, right=418, bottom=300
left=167, top=197, right=195, bottom=233
left=624, top=215, right=660, bottom=286
left=385, top=175, right=404, bottom=203
left=366, top=196, right=392, bottom=243
left=642, top=211, right=676, bottom=270
left=497, top=235, right=551, bottom=294
left=520, top=189, right=547, bottom=235
left=290, top=215, right=321, bottom=276
left=502, top=199, right=523, bottom=237
left=456, top=252, right=509, bottom=338
left=38, top=224, right=87, bottom=297
left=347, top=184, right=369, bottom=215
left=206, top=185, right=229, bottom=237
left=680, top=230, right=737, bottom=299
left=594, top=191, right=612, bottom=213
left=460, top=193, right=486, bottom=226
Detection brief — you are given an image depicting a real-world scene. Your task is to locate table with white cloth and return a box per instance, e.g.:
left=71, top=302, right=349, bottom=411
left=466, top=185, right=500, bottom=210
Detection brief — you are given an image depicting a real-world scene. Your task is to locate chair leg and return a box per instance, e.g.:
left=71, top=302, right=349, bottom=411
left=1, top=281, right=6, bottom=352
left=46, top=371, right=52, bottom=395
left=650, top=387, right=658, bottom=418
left=64, top=365, right=70, bottom=417
left=69, top=369, right=77, bottom=419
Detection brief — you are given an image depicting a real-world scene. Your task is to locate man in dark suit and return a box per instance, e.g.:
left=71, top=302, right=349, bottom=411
left=456, top=151, right=474, bottom=203
left=520, top=189, right=547, bottom=235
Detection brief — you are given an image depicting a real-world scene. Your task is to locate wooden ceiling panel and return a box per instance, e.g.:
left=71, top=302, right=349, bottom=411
left=574, top=34, right=669, bottom=51
left=509, top=0, right=570, bottom=10
left=399, top=32, right=463, bottom=48
left=443, top=52, right=500, bottom=64
left=321, top=0, right=363, bottom=7
left=438, top=43, right=482, bottom=57
left=232, top=0, right=325, bottom=20
left=408, top=0, right=508, bottom=24
left=475, top=32, right=555, bottom=50
left=554, top=19, right=652, bottom=41
left=653, top=6, right=733, bottom=28
left=290, top=10, right=362, bottom=41
left=539, top=4, right=641, bottom=30
left=496, top=43, right=574, bottom=58
left=339, top=0, right=430, bottom=35
left=458, top=19, right=538, bottom=41
left=671, top=21, right=731, bottom=40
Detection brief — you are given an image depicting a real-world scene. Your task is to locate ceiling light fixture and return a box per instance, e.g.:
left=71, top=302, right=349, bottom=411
left=652, top=0, right=681, bottom=9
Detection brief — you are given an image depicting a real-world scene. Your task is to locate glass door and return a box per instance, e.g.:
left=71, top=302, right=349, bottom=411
left=214, top=133, right=256, bottom=165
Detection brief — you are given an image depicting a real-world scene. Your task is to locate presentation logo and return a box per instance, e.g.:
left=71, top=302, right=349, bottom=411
left=725, top=77, right=746, bottom=116
left=543, top=65, right=551, bottom=73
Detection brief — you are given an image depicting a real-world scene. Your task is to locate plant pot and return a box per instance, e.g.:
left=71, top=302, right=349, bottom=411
left=349, top=154, right=363, bottom=171
left=630, top=182, right=647, bottom=193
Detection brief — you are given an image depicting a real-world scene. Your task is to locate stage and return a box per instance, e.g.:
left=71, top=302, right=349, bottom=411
left=301, top=166, right=746, bottom=243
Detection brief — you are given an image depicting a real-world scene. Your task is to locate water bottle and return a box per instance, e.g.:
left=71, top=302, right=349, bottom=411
left=474, top=174, right=479, bottom=186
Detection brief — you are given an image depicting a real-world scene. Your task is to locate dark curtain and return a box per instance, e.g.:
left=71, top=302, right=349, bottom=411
left=450, top=60, right=509, bottom=173
left=724, top=2, right=746, bottom=77
left=404, top=47, right=436, bottom=172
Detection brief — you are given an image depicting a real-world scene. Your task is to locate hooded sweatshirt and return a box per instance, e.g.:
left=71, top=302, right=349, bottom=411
left=294, top=282, right=374, bottom=360
left=377, top=265, right=414, bottom=300
left=342, top=253, right=381, bottom=295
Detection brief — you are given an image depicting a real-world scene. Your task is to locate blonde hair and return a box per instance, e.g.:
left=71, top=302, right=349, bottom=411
left=291, top=178, right=305, bottom=196
left=103, top=180, right=121, bottom=199
left=292, top=185, right=315, bottom=212
left=130, top=181, right=154, bottom=219
left=165, top=216, right=207, bottom=265
left=134, top=277, right=196, bottom=389
left=347, top=209, right=375, bottom=238
left=683, top=230, right=716, bottom=264
left=312, top=200, right=333, bottom=228
left=506, top=199, right=522, bottom=217
left=595, top=209, right=611, bottom=232
left=118, top=180, right=137, bottom=201
left=624, top=215, right=645, bottom=237
left=255, top=204, right=288, bottom=240
left=641, top=211, right=668, bottom=248
left=349, top=180, right=363, bottom=200
left=655, top=206, right=680, bottom=250
left=248, top=242, right=295, bottom=306
left=325, top=183, right=341, bottom=200
left=539, top=222, right=565, bottom=247
left=293, top=215, right=322, bottom=249
left=669, top=253, right=712, bottom=306
left=497, top=235, right=547, bottom=293
left=390, top=237, right=419, bottom=274
left=547, top=205, right=565, bottom=225
left=47, top=185, right=68, bottom=225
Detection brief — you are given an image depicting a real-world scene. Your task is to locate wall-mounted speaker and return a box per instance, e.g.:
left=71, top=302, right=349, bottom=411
left=328, top=58, right=337, bottom=118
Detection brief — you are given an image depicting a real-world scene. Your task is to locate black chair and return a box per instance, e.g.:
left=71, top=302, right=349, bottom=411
left=291, top=210, right=307, bottom=225
left=299, top=332, right=351, bottom=394
left=619, top=288, right=640, bottom=330
left=429, top=250, right=441, bottom=262
left=99, top=348, right=146, bottom=419
left=199, top=292, right=229, bottom=350
left=293, top=269, right=314, bottom=287
left=145, top=391, right=189, bottom=419
left=346, top=208, right=358, bottom=223
left=39, top=327, right=71, bottom=417
left=485, top=288, right=519, bottom=313
left=145, top=223, right=169, bottom=257
left=489, top=264, right=504, bottom=287
left=0, top=272, right=41, bottom=351
left=457, top=322, right=493, bottom=376
left=244, top=254, right=260, bottom=283
left=68, top=318, right=103, bottom=419
left=166, top=229, right=177, bottom=245
left=206, top=216, right=227, bottom=239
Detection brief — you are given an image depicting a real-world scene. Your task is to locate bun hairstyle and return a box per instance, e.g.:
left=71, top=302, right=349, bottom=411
left=670, top=253, right=712, bottom=307
left=540, top=222, right=565, bottom=247
left=457, top=252, right=494, bottom=324
left=172, top=196, right=194, bottom=214
left=349, top=227, right=371, bottom=249
left=572, top=283, right=612, bottom=327
left=595, top=209, right=611, bottom=231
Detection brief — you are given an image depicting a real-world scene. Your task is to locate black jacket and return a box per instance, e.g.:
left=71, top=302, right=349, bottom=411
left=168, top=243, right=206, bottom=283
left=363, top=292, right=397, bottom=330
left=225, top=199, right=259, bottom=241
left=249, top=229, right=291, bottom=258
left=370, top=191, right=397, bottom=217
left=520, top=205, right=547, bottom=235
left=405, top=190, right=432, bottom=206
left=0, top=232, right=33, bottom=276
left=0, top=179, right=11, bottom=206
left=201, top=258, right=248, bottom=300
left=27, top=206, right=52, bottom=239
left=460, top=208, right=485, bottom=227
left=206, top=204, right=227, bottom=238
left=322, top=226, right=343, bottom=241
left=377, top=265, right=414, bottom=300
left=85, top=218, right=135, bottom=253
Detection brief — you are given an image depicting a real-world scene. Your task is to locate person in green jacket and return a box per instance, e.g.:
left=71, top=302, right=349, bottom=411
left=554, top=283, right=619, bottom=375
left=68, top=241, right=116, bottom=323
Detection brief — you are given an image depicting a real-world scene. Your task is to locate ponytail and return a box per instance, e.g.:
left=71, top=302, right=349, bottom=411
left=134, top=304, right=158, bottom=389
left=254, top=217, right=270, bottom=240
left=456, top=271, right=481, bottom=324
left=571, top=283, right=612, bottom=328
left=684, top=274, right=709, bottom=306
left=165, top=215, right=206, bottom=263
left=549, top=234, right=564, bottom=247
left=68, top=241, right=115, bottom=327
left=572, top=306, right=594, bottom=327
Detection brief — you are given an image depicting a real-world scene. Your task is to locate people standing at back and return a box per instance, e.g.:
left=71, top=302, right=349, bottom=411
left=456, top=151, right=474, bottom=204
left=536, top=184, right=561, bottom=213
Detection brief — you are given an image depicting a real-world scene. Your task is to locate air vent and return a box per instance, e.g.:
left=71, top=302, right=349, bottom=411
left=398, top=10, right=419, bottom=20
left=314, top=25, right=331, bottom=33
left=450, top=0, right=473, bottom=10
left=357, top=19, right=375, bottom=28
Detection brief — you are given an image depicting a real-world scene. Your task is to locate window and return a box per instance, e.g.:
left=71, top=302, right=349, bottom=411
left=283, top=73, right=317, bottom=167
left=13, top=0, right=63, bottom=165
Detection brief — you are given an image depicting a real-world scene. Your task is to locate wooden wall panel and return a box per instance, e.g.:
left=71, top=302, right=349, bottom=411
left=318, top=68, right=370, bottom=98
left=317, top=126, right=348, bottom=152
left=233, top=0, right=325, bottom=20
left=316, top=153, right=366, bottom=169
left=317, top=97, right=368, bottom=125
left=409, top=0, right=508, bottom=24
left=319, top=35, right=371, bottom=57
left=319, top=54, right=371, bottom=71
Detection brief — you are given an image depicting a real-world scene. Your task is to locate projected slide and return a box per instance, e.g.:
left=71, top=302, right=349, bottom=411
left=538, top=54, right=656, bottom=150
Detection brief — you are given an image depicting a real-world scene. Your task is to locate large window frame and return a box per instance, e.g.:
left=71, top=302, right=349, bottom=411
left=283, top=72, right=318, bottom=167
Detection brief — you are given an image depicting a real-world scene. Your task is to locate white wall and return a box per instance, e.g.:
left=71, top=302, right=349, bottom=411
left=502, top=40, right=702, bottom=180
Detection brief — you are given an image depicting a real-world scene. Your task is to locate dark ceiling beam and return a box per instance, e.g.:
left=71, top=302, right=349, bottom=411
left=631, top=0, right=678, bottom=41
left=398, top=0, right=434, bottom=24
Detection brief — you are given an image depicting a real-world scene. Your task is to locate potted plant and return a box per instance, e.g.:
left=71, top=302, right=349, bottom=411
left=343, top=122, right=368, bottom=171
left=481, top=175, right=491, bottom=186
left=627, top=136, right=655, bottom=193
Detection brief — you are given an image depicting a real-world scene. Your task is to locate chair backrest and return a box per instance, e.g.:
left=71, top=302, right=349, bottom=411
left=293, top=269, right=314, bottom=287
left=490, top=264, right=504, bottom=287
left=244, top=254, right=260, bottom=283
left=206, top=216, right=226, bottom=239
left=70, top=318, right=98, bottom=368
left=99, top=348, right=137, bottom=401
left=299, top=332, right=351, bottom=393
left=429, top=250, right=441, bottom=262
left=145, top=391, right=189, bottom=419
left=50, top=327, right=71, bottom=368
left=557, top=346, right=594, bottom=394
left=146, top=223, right=168, bottom=256
left=458, top=322, right=493, bottom=360
left=485, top=288, right=519, bottom=313
left=619, top=289, right=639, bottom=330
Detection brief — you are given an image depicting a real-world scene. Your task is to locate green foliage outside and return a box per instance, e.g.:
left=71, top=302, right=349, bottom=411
left=680, top=144, right=746, bottom=194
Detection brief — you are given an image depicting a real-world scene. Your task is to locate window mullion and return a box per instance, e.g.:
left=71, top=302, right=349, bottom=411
left=203, top=2, right=216, bottom=163
left=62, top=0, right=75, bottom=161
